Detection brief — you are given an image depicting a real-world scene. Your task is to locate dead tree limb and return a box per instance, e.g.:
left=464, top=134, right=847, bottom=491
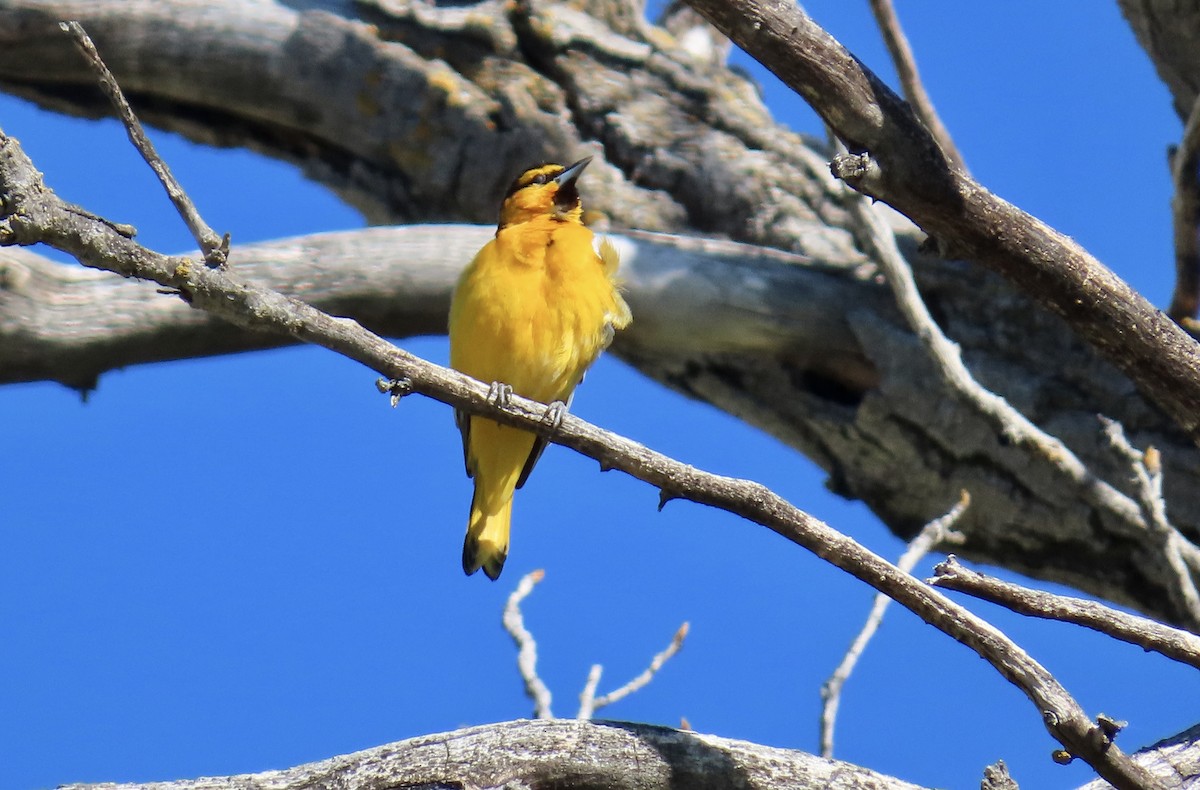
left=55, top=718, right=932, bottom=790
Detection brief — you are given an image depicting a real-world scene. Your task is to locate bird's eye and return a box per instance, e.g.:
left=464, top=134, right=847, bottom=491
left=531, top=173, right=550, bottom=185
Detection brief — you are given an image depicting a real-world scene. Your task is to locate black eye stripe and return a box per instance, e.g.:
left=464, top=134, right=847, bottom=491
left=503, top=165, right=565, bottom=199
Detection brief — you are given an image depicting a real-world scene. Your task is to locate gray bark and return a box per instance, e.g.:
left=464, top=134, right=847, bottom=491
left=55, top=719, right=925, bottom=789
left=47, top=718, right=1200, bottom=790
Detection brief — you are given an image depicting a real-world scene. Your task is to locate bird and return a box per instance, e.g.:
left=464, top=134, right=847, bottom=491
left=448, top=156, right=632, bottom=580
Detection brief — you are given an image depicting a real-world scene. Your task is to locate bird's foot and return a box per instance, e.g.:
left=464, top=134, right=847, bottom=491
left=376, top=377, right=414, bottom=407
left=487, top=381, right=514, bottom=409
left=541, top=400, right=568, bottom=435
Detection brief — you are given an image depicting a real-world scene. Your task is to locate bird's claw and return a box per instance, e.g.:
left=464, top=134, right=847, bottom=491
left=376, top=377, right=414, bottom=407
left=487, top=381, right=513, bottom=409
left=542, top=400, right=568, bottom=434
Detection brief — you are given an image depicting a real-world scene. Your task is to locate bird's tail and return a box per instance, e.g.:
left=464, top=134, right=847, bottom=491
left=462, top=485, right=511, bottom=581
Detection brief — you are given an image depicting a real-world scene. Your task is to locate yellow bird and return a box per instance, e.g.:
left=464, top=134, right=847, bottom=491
left=448, top=157, right=632, bottom=580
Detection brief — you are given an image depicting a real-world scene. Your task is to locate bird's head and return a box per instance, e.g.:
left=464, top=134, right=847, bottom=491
left=497, top=156, right=592, bottom=229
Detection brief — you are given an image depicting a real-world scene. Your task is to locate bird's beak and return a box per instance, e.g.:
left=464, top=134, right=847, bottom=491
left=555, top=156, right=592, bottom=186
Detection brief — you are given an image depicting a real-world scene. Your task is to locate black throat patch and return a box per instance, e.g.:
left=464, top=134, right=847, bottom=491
left=554, top=180, right=580, bottom=215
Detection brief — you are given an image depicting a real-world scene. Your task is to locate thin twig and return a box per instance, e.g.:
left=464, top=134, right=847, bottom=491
left=502, top=569, right=553, bottom=719
left=930, top=556, right=1200, bottom=671
left=1101, top=418, right=1200, bottom=627
left=577, top=664, right=604, bottom=720
left=819, top=492, right=969, bottom=758
left=0, top=129, right=1163, bottom=790
left=59, top=21, right=229, bottom=267
left=866, top=0, right=966, bottom=173
left=589, top=622, right=689, bottom=713
left=1169, top=94, right=1200, bottom=324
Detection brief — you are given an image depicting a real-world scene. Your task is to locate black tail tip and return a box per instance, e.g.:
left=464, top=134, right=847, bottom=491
left=463, top=542, right=507, bottom=581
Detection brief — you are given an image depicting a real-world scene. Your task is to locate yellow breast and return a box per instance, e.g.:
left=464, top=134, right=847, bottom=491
left=449, top=217, right=627, bottom=404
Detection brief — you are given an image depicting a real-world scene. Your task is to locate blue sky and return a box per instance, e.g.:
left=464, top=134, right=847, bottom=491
left=3, top=3, right=1197, bottom=788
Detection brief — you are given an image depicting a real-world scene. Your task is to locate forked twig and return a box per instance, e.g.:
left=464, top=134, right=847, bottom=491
left=579, top=622, right=689, bottom=719
left=1101, top=418, right=1200, bottom=627
left=502, top=569, right=553, bottom=719
left=502, top=570, right=688, bottom=721
left=930, top=556, right=1200, bottom=671
left=819, top=492, right=969, bottom=758
left=60, top=21, right=229, bottom=267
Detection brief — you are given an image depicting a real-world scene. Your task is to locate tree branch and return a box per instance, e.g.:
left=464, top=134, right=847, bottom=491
left=58, top=20, right=228, bottom=266
left=55, top=718, right=934, bottom=790
left=837, top=152, right=1155, bottom=578
left=8, top=220, right=1200, bottom=627
left=1102, top=417, right=1200, bottom=624
left=930, top=556, right=1200, bottom=673
left=686, top=0, right=1200, bottom=447
left=46, top=717, right=1200, bottom=790
left=0, top=124, right=1164, bottom=790
left=503, top=569, right=554, bottom=719
left=585, top=621, right=689, bottom=716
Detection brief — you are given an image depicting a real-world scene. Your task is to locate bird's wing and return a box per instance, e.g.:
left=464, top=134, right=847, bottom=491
left=455, top=408, right=475, bottom=478
left=515, top=389, right=575, bottom=490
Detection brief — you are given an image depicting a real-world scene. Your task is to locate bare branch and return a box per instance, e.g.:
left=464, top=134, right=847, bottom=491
left=577, top=664, right=604, bottom=720
left=686, top=0, right=1200, bottom=447
left=819, top=492, right=969, bottom=758
left=502, top=570, right=686, bottom=722
left=503, top=569, right=554, bottom=719
left=866, top=0, right=965, bottom=172
left=56, top=718, right=937, bottom=790
left=589, top=622, right=689, bottom=714
left=1101, top=418, right=1200, bottom=625
left=930, top=556, right=1200, bottom=672
left=58, top=21, right=228, bottom=267
left=1169, top=94, right=1200, bottom=324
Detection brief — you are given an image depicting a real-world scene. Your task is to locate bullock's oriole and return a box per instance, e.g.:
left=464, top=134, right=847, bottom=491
left=448, top=157, right=631, bottom=580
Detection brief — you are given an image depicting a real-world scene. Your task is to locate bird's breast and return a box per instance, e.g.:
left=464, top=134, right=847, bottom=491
left=451, top=220, right=616, bottom=402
